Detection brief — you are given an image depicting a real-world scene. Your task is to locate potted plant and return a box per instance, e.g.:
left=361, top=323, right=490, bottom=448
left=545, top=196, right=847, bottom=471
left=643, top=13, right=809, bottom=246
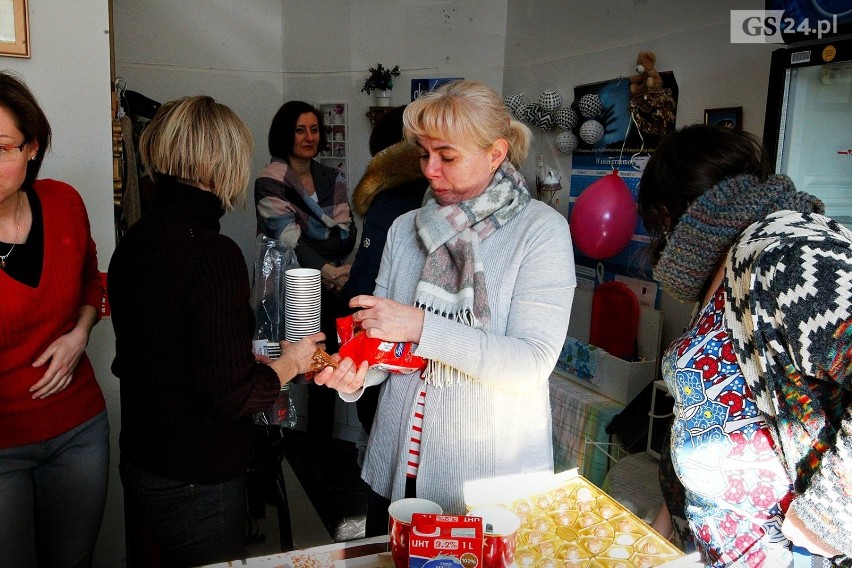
left=361, top=63, right=400, bottom=106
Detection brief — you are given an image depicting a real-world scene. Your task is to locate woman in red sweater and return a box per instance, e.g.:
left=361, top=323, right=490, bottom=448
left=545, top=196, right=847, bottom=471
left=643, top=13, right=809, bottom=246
left=0, top=72, right=109, bottom=566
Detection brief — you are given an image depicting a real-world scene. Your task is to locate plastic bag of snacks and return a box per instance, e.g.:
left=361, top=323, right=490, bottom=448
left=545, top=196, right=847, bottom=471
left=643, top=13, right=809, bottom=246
left=336, top=314, right=427, bottom=374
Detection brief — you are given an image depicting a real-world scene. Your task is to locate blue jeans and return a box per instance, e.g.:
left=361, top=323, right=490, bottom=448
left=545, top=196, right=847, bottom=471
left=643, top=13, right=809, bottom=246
left=122, top=465, right=246, bottom=567
left=0, top=410, right=110, bottom=568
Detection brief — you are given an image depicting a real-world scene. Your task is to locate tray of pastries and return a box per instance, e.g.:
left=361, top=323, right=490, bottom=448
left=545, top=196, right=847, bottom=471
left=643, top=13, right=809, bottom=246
left=465, top=470, right=683, bottom=568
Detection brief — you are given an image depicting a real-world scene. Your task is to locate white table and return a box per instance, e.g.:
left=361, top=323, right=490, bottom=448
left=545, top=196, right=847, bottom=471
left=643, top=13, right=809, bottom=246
left=206, top=533, right=700, bottom=568
left=203, top=535, right=390, bottom=567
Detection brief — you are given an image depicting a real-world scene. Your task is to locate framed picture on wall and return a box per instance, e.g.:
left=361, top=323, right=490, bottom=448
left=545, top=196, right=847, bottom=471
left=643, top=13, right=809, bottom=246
left=704, top=106, right=742, bottom=130
left=0, top=0, right=29, bottom=58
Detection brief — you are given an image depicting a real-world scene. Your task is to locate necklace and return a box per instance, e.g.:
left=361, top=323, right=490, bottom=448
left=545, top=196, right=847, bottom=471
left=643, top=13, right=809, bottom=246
left=0, top=191, right=22, bottom=269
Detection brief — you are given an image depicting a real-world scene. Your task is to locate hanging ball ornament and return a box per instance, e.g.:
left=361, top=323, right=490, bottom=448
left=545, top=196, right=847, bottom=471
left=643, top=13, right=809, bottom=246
left=555, top=107, right=578, bottom=130
left=523, top=102, right=543, bottom=126
left=503, top=93, right=526, bottom=118
left=556, top=131, right=578, bottom=154
left=570, top=171, right=637, bottom=259
left=579, top=119, right=605, bottom=145
left=578, top=93, right=604, bottom=118
left=538, top=89, right=562, bottom=112
left=536, top=111, right=555, bottom=131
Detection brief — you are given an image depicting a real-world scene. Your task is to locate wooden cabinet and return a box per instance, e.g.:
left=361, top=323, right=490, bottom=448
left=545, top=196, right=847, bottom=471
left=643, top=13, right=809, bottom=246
left=316, top=102, right=348, bottom=182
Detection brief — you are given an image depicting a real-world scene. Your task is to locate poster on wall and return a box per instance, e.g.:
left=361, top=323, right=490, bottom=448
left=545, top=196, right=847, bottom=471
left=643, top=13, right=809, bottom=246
left=568, top=72, right=678, bottom=309
left=411, top=78, right=463, bottom=101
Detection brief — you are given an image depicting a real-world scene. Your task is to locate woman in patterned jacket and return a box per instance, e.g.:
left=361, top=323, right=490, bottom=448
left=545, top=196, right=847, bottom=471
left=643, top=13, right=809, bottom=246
left=640, top=124, right=852, bottom=567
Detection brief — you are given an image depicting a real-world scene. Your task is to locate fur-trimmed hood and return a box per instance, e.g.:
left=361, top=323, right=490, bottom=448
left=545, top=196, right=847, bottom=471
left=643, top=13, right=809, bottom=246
left=352, top=141, right=425, bottom=216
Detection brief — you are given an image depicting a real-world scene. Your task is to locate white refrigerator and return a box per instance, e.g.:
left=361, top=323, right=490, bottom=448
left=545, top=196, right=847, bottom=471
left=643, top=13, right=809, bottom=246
left=763, top=37, right=852, bottom=229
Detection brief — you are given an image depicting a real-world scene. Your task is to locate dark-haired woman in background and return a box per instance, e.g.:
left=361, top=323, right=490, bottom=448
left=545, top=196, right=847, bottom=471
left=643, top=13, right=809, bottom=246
left=641, top=124, right=852, bottom=566
left=256, top=101, right=357, bottom=439
left=0, top=71, right=109, bottom=567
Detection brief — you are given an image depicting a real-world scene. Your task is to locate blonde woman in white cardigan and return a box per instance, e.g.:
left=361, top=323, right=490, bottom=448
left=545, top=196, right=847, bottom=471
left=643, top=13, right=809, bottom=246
left=339, top=80, right=576, bottom=534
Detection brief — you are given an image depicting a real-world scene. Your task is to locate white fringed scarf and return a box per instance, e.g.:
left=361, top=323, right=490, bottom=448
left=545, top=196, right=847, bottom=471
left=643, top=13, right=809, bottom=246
left=414, top=160, right=530, bottom=386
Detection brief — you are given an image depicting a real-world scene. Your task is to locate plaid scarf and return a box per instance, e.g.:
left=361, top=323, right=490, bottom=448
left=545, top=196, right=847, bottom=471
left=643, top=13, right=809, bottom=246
left=414, top=160, right=530, bottom=386
left=256, top=159, right=352, bottom=248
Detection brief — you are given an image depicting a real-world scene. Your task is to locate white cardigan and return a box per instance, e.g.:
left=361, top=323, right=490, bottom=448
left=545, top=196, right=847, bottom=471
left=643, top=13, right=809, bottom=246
left=347, top=199, right=576, bottom=514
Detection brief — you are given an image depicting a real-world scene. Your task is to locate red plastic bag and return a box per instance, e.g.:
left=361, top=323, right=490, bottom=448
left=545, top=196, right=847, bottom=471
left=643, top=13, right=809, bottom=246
left=336, top=315, right=427, bottom=374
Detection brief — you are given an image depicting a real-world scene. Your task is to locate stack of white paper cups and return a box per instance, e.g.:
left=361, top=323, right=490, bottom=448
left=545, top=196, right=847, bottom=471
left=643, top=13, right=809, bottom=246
left=284, top=268, right=321, bottom=342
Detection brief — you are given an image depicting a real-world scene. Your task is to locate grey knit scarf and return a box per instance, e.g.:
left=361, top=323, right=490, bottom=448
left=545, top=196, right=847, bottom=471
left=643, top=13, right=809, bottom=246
left=414, top=159, right=530, bottom=385
left=654, top=174, right=823, bottom=302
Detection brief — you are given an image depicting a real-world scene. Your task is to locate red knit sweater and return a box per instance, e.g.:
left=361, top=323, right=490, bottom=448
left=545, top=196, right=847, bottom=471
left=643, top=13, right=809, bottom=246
left=0, top=180, right=105, bottom=448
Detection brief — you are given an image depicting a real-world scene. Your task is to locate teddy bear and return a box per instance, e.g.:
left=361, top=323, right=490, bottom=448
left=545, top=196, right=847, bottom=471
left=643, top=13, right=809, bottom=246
left=629, top=51, right=663, bottom=95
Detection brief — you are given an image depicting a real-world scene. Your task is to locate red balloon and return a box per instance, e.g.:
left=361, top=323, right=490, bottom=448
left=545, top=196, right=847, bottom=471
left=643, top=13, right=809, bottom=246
left=569, top=171, right=637, bottom=259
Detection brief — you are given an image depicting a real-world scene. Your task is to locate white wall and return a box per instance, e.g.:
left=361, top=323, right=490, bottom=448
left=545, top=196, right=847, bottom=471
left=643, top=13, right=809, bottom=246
left=503, top=0, right=776, bottom=347
left=112, top=0, right=509, bottom=269
left=2, top=1, right=121, bottom=566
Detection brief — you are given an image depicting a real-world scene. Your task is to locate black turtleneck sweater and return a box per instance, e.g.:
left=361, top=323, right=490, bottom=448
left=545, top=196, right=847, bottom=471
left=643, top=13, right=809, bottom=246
left=108, top=177, right=279, bottom=484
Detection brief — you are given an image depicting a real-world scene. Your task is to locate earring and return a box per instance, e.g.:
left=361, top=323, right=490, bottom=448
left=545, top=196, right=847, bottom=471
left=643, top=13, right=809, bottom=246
left=29, top=156, right=36, bottom=161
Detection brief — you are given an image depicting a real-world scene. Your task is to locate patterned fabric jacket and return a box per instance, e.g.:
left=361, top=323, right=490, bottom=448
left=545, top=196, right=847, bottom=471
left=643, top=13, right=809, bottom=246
left=724, top=211, right=852, bottom=558
left=255, top=158, right=356, bottom=271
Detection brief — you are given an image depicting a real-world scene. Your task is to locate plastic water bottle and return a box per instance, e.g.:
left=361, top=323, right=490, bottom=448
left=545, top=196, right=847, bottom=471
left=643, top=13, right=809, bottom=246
left=252, top=334, right=297, bottom=429
left=269, top=384, right=297, bottom=428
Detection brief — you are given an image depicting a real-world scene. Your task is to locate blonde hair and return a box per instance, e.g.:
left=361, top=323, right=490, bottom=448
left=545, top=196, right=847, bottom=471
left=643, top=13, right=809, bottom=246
left=139, top=96, right=253, bottom=210
left=402, top=80, right=531, bottom=167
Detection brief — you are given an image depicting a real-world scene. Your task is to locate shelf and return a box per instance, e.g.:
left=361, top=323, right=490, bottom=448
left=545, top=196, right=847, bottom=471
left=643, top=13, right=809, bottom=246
left=316, top=102, right=348, bottom=180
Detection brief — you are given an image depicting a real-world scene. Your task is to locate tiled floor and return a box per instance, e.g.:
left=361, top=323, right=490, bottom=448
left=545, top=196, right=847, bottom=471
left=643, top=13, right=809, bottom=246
left=244, top=428, right=370, bottom=558
left=280, top=429, right=370, bottom=541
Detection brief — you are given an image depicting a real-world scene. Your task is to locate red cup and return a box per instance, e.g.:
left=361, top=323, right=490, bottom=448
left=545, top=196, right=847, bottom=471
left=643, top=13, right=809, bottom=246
left=388, top=498, right=443, bottom=568
left=468, top=507, right=521, bottom=568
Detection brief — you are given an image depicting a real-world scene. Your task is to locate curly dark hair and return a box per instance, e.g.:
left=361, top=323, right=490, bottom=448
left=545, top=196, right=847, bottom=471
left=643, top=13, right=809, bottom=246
left=638, top=124, right=773, bottom=266
left=267, top=100, right=327, bottom=162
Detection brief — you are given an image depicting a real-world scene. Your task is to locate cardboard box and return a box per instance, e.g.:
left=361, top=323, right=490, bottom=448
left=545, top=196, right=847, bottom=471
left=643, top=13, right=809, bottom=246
left=409, top=514, right=483, bottom=568
left=554, top=288, right=662, bottom=405
left=554, top=348, right=657, bottom=407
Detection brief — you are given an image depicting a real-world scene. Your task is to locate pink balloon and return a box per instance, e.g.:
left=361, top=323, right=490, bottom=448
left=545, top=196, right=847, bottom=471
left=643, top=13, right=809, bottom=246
left=570, top=171, right=637, bottom=259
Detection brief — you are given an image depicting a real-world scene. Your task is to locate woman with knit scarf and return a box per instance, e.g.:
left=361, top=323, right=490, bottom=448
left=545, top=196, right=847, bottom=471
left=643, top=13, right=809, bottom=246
left=339, top=80, right=576, bottom=535
left=640, top=124, right=852, bottom=567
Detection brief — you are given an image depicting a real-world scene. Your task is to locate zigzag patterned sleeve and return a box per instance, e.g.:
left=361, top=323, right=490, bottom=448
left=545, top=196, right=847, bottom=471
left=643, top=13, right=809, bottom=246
left=738, top=216, right=852, bottom=556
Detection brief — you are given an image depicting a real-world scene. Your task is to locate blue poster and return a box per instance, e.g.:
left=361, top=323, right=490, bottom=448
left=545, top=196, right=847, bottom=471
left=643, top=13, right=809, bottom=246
left=567, top=73, right=678, bottom=308
left=410, top=78, right=463, bottom=101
